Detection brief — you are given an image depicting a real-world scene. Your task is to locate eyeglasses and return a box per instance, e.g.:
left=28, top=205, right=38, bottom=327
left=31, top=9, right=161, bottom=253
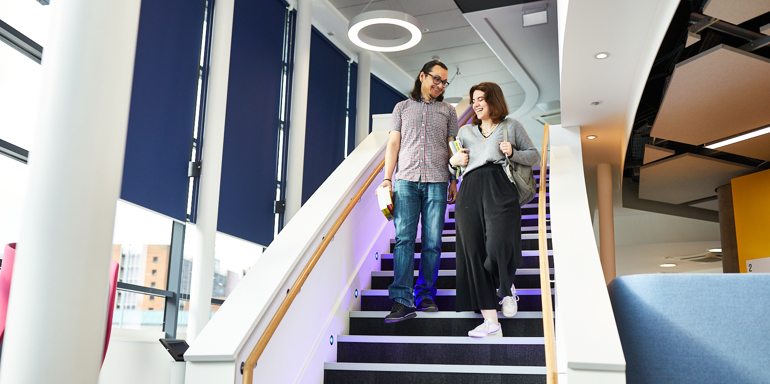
left=425, top=73, right=449, bottom=87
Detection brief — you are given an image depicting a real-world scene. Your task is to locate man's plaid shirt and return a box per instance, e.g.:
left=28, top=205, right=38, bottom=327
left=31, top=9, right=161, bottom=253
left=390, top=97, right=459, bottom=183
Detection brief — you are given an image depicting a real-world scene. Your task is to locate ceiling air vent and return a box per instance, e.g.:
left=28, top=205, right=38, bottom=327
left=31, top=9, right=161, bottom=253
left=534, top=112, right=561, bottom=126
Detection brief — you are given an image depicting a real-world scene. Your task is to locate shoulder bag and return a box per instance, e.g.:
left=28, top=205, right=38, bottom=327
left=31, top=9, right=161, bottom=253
left=502, top=120, right=537, bottom=206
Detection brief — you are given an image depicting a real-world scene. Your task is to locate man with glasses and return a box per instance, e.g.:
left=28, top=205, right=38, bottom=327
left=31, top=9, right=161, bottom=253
left=377, top=60, right=458, bottom=323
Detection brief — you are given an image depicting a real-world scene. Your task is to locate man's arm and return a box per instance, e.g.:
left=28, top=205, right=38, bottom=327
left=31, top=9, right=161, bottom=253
left=376, top=131, right=401, bottom=194
left=446, top=136, right=458, bottom=204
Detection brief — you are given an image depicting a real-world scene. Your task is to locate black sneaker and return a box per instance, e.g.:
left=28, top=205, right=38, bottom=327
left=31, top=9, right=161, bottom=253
left=416, top=297, right=438, bottom=312
left=384, top=302, right=416, bottom=323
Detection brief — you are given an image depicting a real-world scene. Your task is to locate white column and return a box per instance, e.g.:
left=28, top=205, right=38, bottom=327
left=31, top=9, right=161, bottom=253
left=187, top=0, right=235, bottom=342
left=284, top=0, right=313, bottom=224
left=0, top=1, right=141, bottom=383
left=355, top=50, right=371, bottom=146
left=596, top=163, right=616, bottom=284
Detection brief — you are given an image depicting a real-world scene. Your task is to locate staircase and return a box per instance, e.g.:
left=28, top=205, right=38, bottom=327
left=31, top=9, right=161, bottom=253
left=324, top=170, right=553, bottom=383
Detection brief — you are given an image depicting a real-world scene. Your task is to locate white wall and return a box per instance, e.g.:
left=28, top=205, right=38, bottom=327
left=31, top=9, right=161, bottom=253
left=98, top=329, right=174, bottom=384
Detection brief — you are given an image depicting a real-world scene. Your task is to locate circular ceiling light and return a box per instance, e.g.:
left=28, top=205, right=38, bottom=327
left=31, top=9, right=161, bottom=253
left=586, top=135, right=597, bottom=140
left=660, top=263, right=677, bottom=268
left=348, top=10, right=422, bottom=52
left=595, top=52, right=609, bottom=59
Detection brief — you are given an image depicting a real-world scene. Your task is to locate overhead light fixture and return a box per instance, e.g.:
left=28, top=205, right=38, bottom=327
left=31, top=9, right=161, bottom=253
left=586, top=135, right=597, bottom=140
left=590, top=100, right=602, bottom=106
left=709, top=248, right=722, bottom=253
left=660, top=263, right=677, bottom=268
left=705, top=124, right=770, bottom=149
left=595, top=52, right=609, bottom=59
left=348, top=10, right=421, bottom=52
left=522, top=4, right=548, bottom=27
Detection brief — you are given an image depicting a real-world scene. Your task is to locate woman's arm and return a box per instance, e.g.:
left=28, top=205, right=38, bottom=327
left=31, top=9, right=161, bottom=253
left=508, top=119, right=540, bottom=166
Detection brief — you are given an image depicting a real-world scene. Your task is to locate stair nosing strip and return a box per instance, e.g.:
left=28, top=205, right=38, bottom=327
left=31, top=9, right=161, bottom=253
left=390, top=233, right=551, bottom=243
left=371, top=269, right=554, bottom=277
left=380, top=250, right=554, bottom=259
left=360, top=288, right=554, bottom=296
left=349, top=311, right=551, bottom=319
left=336, top=335, right=545, bottom=345
left=323, top=362, right=547, bottom=375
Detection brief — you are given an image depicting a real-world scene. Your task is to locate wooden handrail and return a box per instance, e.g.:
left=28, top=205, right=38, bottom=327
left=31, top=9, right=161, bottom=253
left=538, top=123, right=557, bottom=383
left=242, top=158, right=386, bottom=384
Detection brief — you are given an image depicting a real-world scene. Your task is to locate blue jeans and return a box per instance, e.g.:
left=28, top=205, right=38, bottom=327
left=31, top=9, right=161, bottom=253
left=388, top=179, right=447, bottom=308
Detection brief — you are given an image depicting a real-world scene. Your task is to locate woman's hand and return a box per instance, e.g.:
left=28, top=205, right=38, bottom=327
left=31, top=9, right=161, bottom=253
left=450, top=148, right=469, bottom=167
left=499, top=142, right=513, bottom=157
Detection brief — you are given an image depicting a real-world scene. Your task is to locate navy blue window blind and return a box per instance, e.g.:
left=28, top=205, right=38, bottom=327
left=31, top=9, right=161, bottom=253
left=369, top=73, right=407, bottom=132
left=121, top=0, right=206, bottom=222
left=301, top=28, right=350, bottom=204
left=217, top=0, right=287, bottom=245
left=347, top=62, right=358, bottom=156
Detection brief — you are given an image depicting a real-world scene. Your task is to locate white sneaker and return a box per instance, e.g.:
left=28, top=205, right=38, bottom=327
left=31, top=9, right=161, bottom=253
left=468, top=319, right=503, bottom=338
left=500, top=295, right=519, bottom=317
left=500, top=283, right=519, bottom=317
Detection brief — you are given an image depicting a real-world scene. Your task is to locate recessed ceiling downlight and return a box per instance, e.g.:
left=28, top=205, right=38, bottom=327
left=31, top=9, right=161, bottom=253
left=586, top=135, right=597, bottom=140
left=660, top=263, right=677, bottom=268
left=595, top=52, right=609, bottom=59
left=709, top=248, right=722, bottom=253
left=348, top=10, right=422, bottom=52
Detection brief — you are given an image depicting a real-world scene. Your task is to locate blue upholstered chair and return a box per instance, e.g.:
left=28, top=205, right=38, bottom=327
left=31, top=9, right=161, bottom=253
left=608, top=274, right=770, bottom=384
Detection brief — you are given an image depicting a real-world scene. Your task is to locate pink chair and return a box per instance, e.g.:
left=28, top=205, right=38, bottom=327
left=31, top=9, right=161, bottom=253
left=0, top=243, right=119, bottom=365
left=0, top=243, right=16, bottom=345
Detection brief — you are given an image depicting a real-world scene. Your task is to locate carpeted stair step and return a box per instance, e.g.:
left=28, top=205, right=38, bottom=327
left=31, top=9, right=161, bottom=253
left=379, top=251, right=555, bottom=271
left=390, top=233, right=553, bottom=253
left=348, top=311, right=552, bottom=337
left=323, top=362, right=547, bottom=384
left=360, top=289, right=555, bottom=312
left=335, top=335, right=546, bottom=366
left=370, top=269, right=555, bottom=290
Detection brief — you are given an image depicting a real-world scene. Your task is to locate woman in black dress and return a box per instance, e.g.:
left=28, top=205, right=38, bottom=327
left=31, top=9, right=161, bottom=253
left=450, top=82, right=540, bottom=338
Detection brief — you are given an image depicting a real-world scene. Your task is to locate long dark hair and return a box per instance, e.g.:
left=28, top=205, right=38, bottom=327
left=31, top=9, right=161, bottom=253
left=409, top=60, right=448, bottom=102
left=470, top=82, right=509, bottom=126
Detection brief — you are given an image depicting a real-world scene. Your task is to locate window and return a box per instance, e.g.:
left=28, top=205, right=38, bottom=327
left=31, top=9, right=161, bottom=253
left=111, top=293, right=165, bottom=331
left=112, top=201, right=172, bottom=290
left=151, top=282, right=156, bottom=288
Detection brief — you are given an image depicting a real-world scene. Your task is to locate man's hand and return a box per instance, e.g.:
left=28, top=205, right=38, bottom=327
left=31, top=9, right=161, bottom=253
left=376, top=179, right=392, bottom=196
left=447, top=180, right=458, bottom=204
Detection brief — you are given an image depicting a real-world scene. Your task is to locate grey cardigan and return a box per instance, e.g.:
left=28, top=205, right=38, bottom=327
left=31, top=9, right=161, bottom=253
left=453, top=118, right=540, bottom=176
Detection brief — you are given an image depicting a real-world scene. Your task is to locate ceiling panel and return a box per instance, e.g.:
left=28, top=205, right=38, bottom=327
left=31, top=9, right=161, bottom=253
left=398, top=0, right=464, bottom=16
left=639, top=153, right=755, bottom=204
left=386, top=26, right=484, bottom=58
left=689, top=198, right=719, bottom=211
left=439, top=56, right=508, bottom=77
left=388, top=43, right=495, bottom=73
left=498, top=81, right=526, bottom=97
left=715, top=132, right=770, bottom=161
left=455, top=69, right=516, bottom=89
left=414, top=9, right=468, bottom=34
left=650, top=45, right=770, bottom=145
left=643, top=144, right=675, bottom=164
left=703, top=0, right=770, bottom=25
left=332, top=0, right=459, bottom=17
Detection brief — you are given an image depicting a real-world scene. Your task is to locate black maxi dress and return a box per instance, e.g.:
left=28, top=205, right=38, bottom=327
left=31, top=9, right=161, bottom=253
left=455, top=162, right=523, bottom=311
